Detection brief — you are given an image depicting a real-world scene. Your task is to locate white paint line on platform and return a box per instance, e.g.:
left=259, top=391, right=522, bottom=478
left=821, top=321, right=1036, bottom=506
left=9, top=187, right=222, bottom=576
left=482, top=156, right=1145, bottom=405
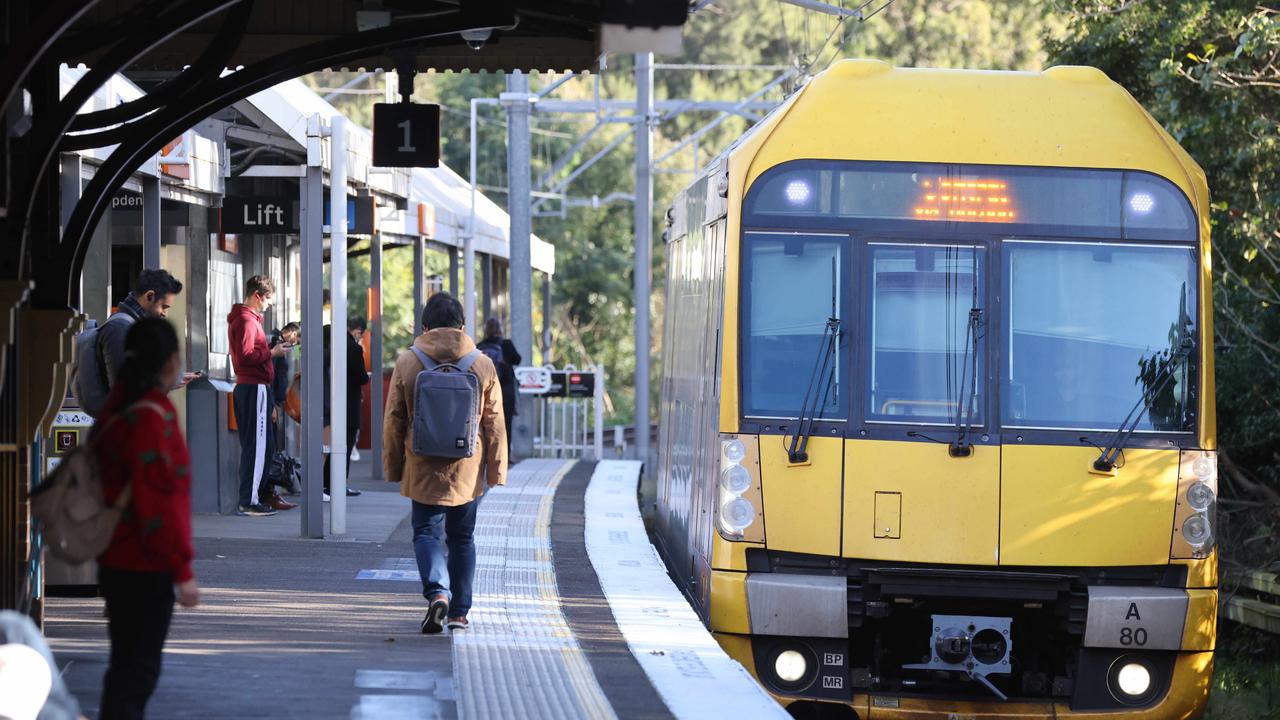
left=350, top=694, right=444, bottom=720
left=355, top=669, right=439, bottom=690
left=355, top=569, right=421, bottom=582
left=584, top=460, right=790, bottom=719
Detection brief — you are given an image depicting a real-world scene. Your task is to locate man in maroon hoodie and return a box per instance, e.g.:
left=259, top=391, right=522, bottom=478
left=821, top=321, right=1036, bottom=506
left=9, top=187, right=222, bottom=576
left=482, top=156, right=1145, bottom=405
left=229, top=275, right=295, bottom=516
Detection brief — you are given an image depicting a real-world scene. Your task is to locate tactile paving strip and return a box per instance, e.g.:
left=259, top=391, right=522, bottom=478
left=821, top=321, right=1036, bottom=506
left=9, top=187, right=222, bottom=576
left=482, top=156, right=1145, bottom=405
left=453, top=459, right=618, bottom=720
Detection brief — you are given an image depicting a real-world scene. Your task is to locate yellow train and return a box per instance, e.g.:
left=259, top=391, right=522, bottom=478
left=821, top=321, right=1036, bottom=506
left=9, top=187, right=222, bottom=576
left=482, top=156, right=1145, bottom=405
left=655, top=60, right=1217, bottom=719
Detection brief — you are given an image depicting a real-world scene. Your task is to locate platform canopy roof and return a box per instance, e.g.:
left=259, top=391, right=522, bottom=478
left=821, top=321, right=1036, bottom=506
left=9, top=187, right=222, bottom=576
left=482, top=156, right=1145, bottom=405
left=246, top=77, right=555, bottom=274
left=53, top=0, right=688, bottom=74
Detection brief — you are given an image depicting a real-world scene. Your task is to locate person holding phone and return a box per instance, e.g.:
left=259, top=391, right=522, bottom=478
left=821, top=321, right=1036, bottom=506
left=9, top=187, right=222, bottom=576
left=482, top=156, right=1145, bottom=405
left=228, top=275, right=295, bottom=515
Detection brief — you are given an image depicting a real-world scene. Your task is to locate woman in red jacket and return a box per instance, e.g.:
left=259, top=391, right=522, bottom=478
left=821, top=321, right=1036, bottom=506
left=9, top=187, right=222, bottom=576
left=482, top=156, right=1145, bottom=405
left=95, top=318, right=198, bottom=720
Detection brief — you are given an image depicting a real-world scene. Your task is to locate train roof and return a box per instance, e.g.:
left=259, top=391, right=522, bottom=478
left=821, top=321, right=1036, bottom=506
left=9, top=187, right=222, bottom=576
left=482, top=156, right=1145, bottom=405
left=731, top=59, right=1208, bottom=215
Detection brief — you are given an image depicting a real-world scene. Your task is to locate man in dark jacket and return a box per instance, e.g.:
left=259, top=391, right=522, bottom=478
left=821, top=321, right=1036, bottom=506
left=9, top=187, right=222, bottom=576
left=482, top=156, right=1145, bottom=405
left=228, top=275, right=294, bottom=516
left=100, top=269, right=199, bottom=391
left=269, top=322, right=301, bottom=410
left=322, top=316, right=370, bottom=500
left=475, top=317, right=521, bottom=447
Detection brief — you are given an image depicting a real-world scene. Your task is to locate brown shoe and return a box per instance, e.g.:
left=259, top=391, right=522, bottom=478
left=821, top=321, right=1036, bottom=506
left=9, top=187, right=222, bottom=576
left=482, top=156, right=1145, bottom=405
left=264, top=494, right=297, bottom=511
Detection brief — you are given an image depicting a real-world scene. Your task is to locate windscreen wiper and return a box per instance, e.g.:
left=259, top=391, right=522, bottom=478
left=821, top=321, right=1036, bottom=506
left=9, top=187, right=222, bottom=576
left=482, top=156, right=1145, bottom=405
left=787, top=315, right=840, bottom=463
left=950, top=305, right=984, bottom=457
left=1092, top=336, right=1194, bottom=472
left=949, top=248, right=984, bottom=457
left=787, top=258, right=840, bottom=464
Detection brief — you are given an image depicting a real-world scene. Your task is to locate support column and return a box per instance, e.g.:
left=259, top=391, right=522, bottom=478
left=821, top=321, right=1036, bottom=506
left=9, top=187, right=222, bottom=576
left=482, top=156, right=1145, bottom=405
left=329, top=116, right=348, bottom=534
left=465, top=99, right=479, bottom=336
left=301, top=117, right=324, bottom=538
left=505, top=72, right=534, bottom=460
left=542, top=273, right=552, bottom=365
left=413, top=236, right=424, bottom=330
left=634, top=52, right=654, bottom=465
left=60, top=155, right=82, bottom=305
left=448, top=248, right=459, bottom=297
left=481, top=253, right=492, bottom=327
left=370, top=231, right=383, bottom=482
left=142, top=175, right=161, bottom=269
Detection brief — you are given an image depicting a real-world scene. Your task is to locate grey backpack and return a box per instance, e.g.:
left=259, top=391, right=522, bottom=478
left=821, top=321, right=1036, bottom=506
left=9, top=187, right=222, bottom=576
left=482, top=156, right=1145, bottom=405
left=70, top=313, right=134, bottom=418
left=409, top=347, right=482, bottom=459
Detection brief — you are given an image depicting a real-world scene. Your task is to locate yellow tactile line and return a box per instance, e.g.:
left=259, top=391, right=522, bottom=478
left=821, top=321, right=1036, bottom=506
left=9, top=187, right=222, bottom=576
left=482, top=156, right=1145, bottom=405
left=454, top=459, right=618, bottom=720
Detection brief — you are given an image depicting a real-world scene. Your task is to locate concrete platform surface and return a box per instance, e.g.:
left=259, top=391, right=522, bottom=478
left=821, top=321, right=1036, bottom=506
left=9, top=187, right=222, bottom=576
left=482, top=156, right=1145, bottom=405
left=41, top=458, right=785, bottom=719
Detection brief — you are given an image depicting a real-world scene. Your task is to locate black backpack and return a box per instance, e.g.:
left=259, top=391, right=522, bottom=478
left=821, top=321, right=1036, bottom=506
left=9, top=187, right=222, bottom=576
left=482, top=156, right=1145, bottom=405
left=477, top=342, right=506, bottom=375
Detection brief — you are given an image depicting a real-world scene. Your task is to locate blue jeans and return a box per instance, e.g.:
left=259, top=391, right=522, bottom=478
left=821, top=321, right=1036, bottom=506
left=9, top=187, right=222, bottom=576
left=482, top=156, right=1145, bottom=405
left=411, top=496, right=482, bottom=618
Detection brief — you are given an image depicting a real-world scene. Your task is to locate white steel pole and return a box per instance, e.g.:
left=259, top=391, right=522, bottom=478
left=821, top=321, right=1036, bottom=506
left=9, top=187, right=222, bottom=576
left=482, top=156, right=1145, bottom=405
left=329, top=115, right=348, bottom=535
left=370, top=230, right=383, bottom=481
left=466, top=98, right=478, bottom=335
left=506, top=72, right=535, bottom=461
left=634, top=52, right=654, bottom=465
left=594, top=365, right=604, bottom=461
left=302, top=115, right=325, bottom=537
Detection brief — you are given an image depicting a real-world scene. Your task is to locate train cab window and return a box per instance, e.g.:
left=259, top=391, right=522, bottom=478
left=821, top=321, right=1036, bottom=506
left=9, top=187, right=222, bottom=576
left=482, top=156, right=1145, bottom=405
left=1003, top=240, right=1197, bottom=432
left=866, top=244, right=985, bottom=425
left=741, top=231, right=849, bottom=421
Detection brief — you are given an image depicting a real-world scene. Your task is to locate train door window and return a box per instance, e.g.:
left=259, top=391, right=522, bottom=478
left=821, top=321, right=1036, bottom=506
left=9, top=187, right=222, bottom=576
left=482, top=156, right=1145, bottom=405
left=741, top=231, right=849, bottom=421
left=865, top=243, right=985, bottom=426
left=1002, top=240, right=1197, bottom=432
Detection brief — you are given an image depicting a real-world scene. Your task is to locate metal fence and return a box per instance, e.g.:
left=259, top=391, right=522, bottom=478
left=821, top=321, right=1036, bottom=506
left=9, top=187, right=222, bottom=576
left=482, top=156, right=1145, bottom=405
left=530, top=364, right=604, bottom=460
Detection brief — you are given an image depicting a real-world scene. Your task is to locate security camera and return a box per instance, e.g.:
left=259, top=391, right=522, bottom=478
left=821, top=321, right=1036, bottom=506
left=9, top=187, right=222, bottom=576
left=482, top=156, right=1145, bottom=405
left=460, top=28, right=492, bottom=51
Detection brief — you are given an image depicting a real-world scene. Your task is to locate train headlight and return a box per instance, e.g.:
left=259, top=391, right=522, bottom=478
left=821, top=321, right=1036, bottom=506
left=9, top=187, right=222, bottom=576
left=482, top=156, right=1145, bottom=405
left=1116, top=663, right=1151, bottom=696
left=720, top=465, right=752, bottom=494
left=775, top=650, right=808, bottom=683
left=717, top=434, right=763, bottom=543
left=721, top=497, right=756, bottom=532
left=1127, top=192, right=1156, bottom=216
left=722, top=438, right=746, bottom=464
left=1182, top=514, right=1212, bottom=547
left=1192, top=455, right=1215, bottom=480
left=1175, top=451, right=1218, bottom=559
left=1108, top=656, right=1159, bottom=706
left=1186, top=481, right=1215, bottom=512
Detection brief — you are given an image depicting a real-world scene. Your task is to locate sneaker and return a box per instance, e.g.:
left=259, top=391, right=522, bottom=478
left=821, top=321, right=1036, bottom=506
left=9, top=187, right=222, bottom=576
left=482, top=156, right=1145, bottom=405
left=346, top=487, right=362, bottom=497
left=421, top=594, right=449, bottom=635
left=322, top=492, right=331, bottom=503
left=236, top=504, right=277, bottom=517
left=447, top=616, right=469, bottom=631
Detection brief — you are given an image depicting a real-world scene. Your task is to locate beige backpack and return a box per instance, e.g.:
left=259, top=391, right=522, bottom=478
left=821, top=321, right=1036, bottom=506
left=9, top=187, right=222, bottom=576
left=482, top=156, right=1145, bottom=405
left=30, top=401, right=165, bottom=564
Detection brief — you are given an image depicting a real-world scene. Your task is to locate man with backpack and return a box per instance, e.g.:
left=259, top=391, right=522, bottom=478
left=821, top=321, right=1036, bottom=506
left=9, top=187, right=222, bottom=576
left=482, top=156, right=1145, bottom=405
left=475, top=317, right=521, bottom=449
left=72, top=268, right=197, bottom=417
left=383, top=293, right=507, bottom=634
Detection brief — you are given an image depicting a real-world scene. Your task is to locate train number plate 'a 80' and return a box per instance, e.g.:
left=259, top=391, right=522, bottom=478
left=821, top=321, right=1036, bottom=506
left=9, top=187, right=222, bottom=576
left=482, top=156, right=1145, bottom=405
left=1082, top=587, right=1188, bottom=651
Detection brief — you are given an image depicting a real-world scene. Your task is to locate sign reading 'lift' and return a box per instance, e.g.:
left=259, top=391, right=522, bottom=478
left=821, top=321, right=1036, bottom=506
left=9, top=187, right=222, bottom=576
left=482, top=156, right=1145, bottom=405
left=373, top=103, right=441, bottom=168
left=222, top=198, right=298, bottom=233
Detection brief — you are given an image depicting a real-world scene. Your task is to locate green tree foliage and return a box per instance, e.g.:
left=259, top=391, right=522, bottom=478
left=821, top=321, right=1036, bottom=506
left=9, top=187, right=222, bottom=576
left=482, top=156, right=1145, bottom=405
left=1048, top=2, right=1280, bottom=566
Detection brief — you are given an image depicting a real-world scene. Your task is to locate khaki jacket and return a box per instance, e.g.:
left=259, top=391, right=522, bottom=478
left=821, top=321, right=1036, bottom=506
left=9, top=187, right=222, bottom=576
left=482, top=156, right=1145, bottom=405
left=383, top=328, right=507, bottom=506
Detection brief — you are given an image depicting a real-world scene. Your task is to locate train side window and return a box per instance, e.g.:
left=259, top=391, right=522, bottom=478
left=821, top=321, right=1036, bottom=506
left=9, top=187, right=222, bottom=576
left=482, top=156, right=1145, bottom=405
left=1002, top=240, right=1197, bottom=432
left=865, top=243, right=985, bottom=426
left=741, top=231, right=849, bottom=421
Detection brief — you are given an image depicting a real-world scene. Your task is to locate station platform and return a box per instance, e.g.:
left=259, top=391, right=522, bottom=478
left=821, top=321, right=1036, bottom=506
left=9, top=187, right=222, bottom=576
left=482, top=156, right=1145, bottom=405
left=42, top=458, right=788, bottom=719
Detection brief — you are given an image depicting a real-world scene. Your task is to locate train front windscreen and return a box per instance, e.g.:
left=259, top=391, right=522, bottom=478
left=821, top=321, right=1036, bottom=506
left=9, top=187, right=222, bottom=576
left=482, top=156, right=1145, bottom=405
left=740, top=161, right=1199, bottom=437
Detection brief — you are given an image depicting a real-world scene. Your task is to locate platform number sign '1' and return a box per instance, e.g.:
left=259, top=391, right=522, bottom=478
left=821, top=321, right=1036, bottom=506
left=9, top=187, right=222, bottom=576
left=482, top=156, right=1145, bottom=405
left=373, top=103, right=441, bottom=168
